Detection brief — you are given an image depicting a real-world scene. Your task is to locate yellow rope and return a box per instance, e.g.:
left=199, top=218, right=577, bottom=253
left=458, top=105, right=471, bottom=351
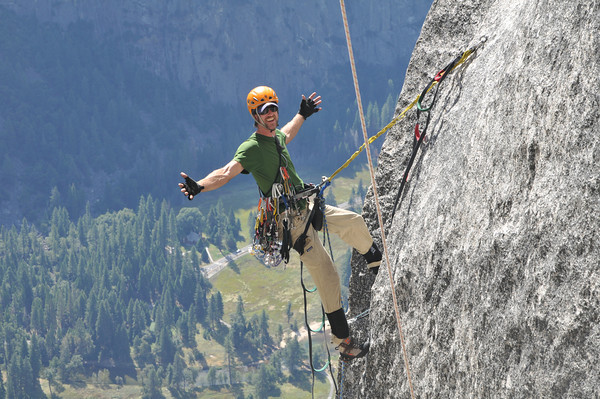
left=327, top=98, right=417, bottom=181
left=339, top=1, right=416, bottom=398
left=326, top=41, right=481, bottom=182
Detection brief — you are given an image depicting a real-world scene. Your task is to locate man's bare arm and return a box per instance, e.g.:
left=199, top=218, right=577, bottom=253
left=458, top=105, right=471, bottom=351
left=280, top=113, right=306, bottom=144
left=280, top=92, right=322, bottom=144
left=179, top=160, right=244, bottom=199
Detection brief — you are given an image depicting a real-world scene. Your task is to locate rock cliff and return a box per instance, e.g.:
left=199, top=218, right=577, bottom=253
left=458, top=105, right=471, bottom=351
left=346, top=0, right=599, bottom=397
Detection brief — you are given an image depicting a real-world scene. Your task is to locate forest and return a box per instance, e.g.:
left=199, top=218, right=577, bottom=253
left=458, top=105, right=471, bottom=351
left=0, top=1, right=430, bottom=396
left=0, top=195, right=326, bottom=398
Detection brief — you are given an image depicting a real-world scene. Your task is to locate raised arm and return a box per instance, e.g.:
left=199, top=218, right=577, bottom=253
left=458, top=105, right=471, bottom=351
left=280, top=114, right=306, bottom=144
left=280, top=92, right=322, bottom=144
left=179, top=159, right=244, bottom=200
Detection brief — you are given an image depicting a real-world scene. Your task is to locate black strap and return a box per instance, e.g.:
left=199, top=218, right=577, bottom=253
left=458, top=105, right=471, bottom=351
left=280, top=219, right=292, bottom=264
left=293, top=200, right=320, bottom=255
left=260, top=134, right=285, bottom=198
left=273, top=132, right=284, bottom=155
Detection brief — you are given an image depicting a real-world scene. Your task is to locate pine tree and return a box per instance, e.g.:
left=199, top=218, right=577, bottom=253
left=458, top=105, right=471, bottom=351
left=177, top=313, right=190, bottom=348
left=131, top=300, right=148, bottom=339
left=193, top=278, right=209, bottom=322
left=156, top=326, right=176, bottom=366
left=5, top=355, right=18, bottom=399
left=284, top=337, right=304, bottom=380
left=29, top=334, right=42, bottom=382
left=255, top=364, right=277, bottom=399
left=208, top=292, right=224, bottom=328
left=18, top=266, right=34, bottom=315
left=172, top=353, right=186, bottom=390
left=224, top=334, right=237, bottom=386
left=259, top=310, right=271, bottom=347
left=30, top=297, right=44, bottom=333
left=205, top=207, right=220, bottom=246
left=0, top=370, right=5, bottom=399
left=141, top=365, right=165, bottom=399
left=177, top=260, right=196, bottom=310
left=232, top=295, right=245, bottom=326
left=95, top=300, right=114, bottom=361
left=186, top=309, right=197, bottom=348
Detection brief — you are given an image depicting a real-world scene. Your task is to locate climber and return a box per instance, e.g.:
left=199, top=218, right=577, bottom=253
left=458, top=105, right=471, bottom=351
left=178, top=85, right=381, bottom=360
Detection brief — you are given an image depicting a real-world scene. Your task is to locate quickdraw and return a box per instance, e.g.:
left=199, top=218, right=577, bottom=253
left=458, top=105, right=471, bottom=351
left=251, top=195, right=283, bottom=267
left=389, top=36, right=487, bottom=224
left=250, top=163, right=324, bottom=267
left=325, top=36, right=487, bottom=185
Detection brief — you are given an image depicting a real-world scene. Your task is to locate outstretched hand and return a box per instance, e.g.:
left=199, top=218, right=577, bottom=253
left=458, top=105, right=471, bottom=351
left=298, top=92, right=322, bottom=119
left=179, top=172, right=203, bottom=200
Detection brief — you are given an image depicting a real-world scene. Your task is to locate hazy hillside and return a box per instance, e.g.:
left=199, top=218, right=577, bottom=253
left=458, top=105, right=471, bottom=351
left=0, top=1, right=439, bottom=398
left=0, top=1, right=432, bottom=227
left=1, top=0, right=431, bottom=105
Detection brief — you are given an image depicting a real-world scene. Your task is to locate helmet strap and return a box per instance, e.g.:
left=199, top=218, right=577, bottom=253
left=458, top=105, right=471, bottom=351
left=255, top=113, right=277, bottom=133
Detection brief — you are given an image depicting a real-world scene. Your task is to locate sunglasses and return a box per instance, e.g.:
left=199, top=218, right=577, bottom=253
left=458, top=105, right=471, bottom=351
left=257, top=104, right=278, bottom=115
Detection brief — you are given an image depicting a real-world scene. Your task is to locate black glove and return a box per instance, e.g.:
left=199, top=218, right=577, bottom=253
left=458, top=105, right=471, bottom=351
left=298, top=96, right=320, bottom=119
left=182, top=176, right=203, bottom=200
left=370, top=266, right=379, bottom=276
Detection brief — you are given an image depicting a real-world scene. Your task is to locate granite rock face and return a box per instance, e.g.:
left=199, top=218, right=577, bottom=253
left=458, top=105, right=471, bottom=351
left=345, top=0, right=599, bottom=397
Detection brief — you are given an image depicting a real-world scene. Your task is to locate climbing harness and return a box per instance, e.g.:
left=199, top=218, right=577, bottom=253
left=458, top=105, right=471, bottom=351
left=250, top=134, right=304, bottom=267
left=250, top=181, right=322, bottom=266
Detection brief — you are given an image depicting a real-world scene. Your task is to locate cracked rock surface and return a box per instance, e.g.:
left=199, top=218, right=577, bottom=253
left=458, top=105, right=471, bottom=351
left=344, top=0, right=600, bottom=397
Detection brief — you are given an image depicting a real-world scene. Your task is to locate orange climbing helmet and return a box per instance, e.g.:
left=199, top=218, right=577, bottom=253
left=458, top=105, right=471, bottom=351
left=247, top=86, right=278, bottom=115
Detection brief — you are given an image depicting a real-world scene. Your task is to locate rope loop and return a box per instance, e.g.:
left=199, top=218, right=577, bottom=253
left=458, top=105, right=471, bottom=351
left=299, top=184, right=339, bottom=398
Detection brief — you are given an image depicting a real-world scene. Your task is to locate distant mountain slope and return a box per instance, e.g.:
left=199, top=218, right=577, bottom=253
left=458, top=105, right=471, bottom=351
left=1, top=0, right=431, bottom=105
left=0, top=7, right=223, bottom=224
left=0, top=1, right=432, bottom=226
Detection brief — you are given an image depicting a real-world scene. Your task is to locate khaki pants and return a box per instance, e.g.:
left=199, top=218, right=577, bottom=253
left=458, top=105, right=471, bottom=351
left=285, top=204, right=374, bottom=314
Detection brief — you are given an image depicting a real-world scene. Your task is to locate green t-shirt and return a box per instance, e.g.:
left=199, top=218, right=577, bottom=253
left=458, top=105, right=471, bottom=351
left=233, top=130, right=303, bottom=196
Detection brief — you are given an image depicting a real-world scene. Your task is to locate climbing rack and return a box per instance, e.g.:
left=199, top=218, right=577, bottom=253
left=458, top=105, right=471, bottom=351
left=250, top=195, right=283, bottom=267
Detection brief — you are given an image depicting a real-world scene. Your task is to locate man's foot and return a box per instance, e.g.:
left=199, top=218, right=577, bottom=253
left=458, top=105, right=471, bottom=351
left=336, top=337, right=370, bottom=361
left=363, top=243, right=382, bottom=275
